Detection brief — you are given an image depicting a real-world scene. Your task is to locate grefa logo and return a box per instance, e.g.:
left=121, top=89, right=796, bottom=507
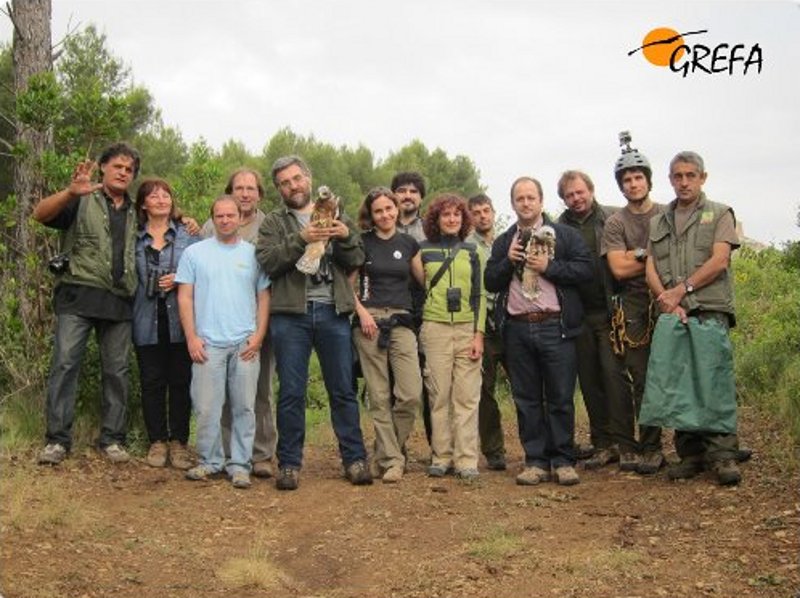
left=629, top=27, right=763, bottom=77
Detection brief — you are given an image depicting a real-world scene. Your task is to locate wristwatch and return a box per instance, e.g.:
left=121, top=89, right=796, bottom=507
left=683, top=279, right=695, bottom=294
left=633, top=248, right=647, bottom=263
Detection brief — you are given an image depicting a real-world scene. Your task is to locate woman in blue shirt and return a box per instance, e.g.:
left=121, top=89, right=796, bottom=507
left=133, top=178, right=198, bottom=469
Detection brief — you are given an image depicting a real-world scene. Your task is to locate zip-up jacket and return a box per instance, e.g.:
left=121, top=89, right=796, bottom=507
left=256, top=205, right=364, bottom=315
left=485, top=216, right=593, bottom=338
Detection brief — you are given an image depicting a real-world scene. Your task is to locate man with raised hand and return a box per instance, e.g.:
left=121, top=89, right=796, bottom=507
left=33, top=143, right=141, bottom=466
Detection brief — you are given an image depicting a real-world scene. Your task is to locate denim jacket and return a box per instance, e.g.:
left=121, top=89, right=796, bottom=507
left=133, top=221, right=198, bottom=346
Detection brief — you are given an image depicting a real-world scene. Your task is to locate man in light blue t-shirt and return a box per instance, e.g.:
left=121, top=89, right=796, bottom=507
left=176, top=195, right=270, bottom=489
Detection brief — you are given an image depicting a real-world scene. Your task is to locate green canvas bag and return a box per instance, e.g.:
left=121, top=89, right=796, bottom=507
left=640, top=314, right=737, bottom=434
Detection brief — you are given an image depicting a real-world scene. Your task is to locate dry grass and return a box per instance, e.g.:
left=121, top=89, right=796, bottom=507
left=216, top=532, right=292, bottom=591
left=0, top=464, right=95, bottom=532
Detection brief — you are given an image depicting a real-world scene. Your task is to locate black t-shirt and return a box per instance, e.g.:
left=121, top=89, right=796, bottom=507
left=359, top=231, right=419, bottom=311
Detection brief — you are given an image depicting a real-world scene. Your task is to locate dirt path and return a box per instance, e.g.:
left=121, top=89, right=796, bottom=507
left=2, top=406, right=798, bottom=598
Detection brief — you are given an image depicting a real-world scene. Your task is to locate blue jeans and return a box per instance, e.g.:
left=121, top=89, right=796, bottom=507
left=270, top=302, right=367, bottom=469
left=46, top=313, right=131, bottom=449
left=504, top=319, right=577, bottom=469
left=190, top=341, right=258, bottom=475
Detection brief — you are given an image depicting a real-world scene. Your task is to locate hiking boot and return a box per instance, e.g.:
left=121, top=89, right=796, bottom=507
left=485, top=453, right=507, bottom=471
left=231, top=471, right=252, bottom=489
left=456, top=468, right=480, bottom=482
left=186, top=464, right=217, bottom=481
left=711, top=459, right=742, bottom=486
left=636, top=451, right=665, bottom=475
left=574, top=442, right=595, bottom=460
left=252, top=459, right=274, bottom=479
left=345, top=460, right=373, bottom=486
left=619, top=452, right=640, bottom=472
left=382, top=465, right=404, bottom=484
left=168, top=441, right=193, bottom=470
left=146, top=441, right=168, bottom=468
left=516, top=466, right=550, bottom=486
left=554, top=465, right=580, bottom=486
left=38, top=443, right=67, bottom=465
left=667, top=456, right=705, bottom=480
left=736, top=447, right=753, bottom=463
left=102, top=443, right=130, bottom=464
left=276, top=467, right=300, bottom=491
left=584, top=447, right=619, bottom=470
left=427, top=463, right=450, bottom=478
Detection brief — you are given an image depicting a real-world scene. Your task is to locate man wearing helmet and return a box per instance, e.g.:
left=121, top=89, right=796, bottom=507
left=602, top=133, right=665, bottom=475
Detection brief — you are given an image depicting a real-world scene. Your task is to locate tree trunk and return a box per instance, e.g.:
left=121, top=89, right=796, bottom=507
left=10, top=0, right=53, bottom=329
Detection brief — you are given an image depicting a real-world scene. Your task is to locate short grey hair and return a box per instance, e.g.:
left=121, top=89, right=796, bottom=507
left=270, top=155, right=312, bottom=187
left=670, top=151, right=705, bottom=174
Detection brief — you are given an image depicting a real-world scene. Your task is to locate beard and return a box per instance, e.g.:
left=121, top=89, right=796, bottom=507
left=283, top=190, right=311, bottom=210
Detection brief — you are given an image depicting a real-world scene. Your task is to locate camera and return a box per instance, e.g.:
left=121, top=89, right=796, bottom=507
left=145, top=268, right=169, bottom=299
left=446, top=287, right=462, bottom=313
left=48, top=253, right=70, bottom=275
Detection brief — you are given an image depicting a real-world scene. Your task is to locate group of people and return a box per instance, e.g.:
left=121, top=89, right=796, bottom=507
left=32, top=133, right=745, bottom=490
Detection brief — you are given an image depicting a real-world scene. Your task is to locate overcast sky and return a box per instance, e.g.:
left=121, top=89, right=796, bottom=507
left=3, top=1, right=799, bottom=243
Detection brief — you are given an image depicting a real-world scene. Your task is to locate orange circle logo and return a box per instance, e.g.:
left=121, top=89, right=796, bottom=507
left=642, top=27, right=686, bottom=67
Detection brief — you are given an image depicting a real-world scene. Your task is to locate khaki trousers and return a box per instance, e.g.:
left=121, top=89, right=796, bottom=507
left=420, top=321, right=481, bottom=471
left=354, top=307, right=421, bottom=470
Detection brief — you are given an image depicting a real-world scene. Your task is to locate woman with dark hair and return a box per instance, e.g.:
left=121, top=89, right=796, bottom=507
left=419, top=194, right=486, bottom=480
left=133, top=178, right=198, bottom=468
left=353, top=187, right=424, bottom=483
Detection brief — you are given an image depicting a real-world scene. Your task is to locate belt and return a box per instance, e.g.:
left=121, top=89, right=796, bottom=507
left=510, top=311, right=561, bottom=323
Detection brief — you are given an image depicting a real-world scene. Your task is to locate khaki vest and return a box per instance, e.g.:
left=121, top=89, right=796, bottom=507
left=649, top=194, right=735, bottom=316
left=59, top=192, right=137, bottom=297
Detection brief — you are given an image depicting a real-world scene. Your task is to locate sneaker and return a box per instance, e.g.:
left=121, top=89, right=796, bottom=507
left=711, top=459, right=742, bottom=486
left=554, top=465, right=580, bottom=486
left=636, top=451, right=665, bottom=475
left=667, top=456, right=705, bottom=480
left=276, top=467, right=300, bottom=491
left=252, top=459, right=275, bottom=479
left=574, top=442, right=596, bottom=460
left=619, top=452, right=640, bottom=472
left=146, top=441, right=168, bottom=468
left=584, top=447, right=619, bottom=470
left=345, top=460, right=373, bottom=486
left=102, top=443, right=130, bottom=464
left=38, top=443, right=67, bottom=465
left=485, top=453, right=507, bottom=471
left=186, top=464, right=216, bottom=481
left=516, top=466, right=551, bottom=486
left=231, top=471, right=252, bottom=489
left=382, top=465, right=403, bottom=484
left=456, top=468, right=480, bottom=482
left=427, top=463, right=450, bottom=478
left=168, top=441, right=193, bottom=470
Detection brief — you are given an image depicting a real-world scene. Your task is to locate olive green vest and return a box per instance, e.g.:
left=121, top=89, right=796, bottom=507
left=649, top=193, right=735, bottom=316
left=58, top=192, right=137, bottom=297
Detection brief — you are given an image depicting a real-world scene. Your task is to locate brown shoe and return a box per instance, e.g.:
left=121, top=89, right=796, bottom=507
left=516, top=466, right=550, bottom=486
left=554, top=465, right=580, bottom=486
left=252, top=459, right=275, bottom=479
left=382, top=465, right=404, bottom=484
left=146, top=442, right=168, bottom=468
left=168, top=441, right=193, bottom=470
